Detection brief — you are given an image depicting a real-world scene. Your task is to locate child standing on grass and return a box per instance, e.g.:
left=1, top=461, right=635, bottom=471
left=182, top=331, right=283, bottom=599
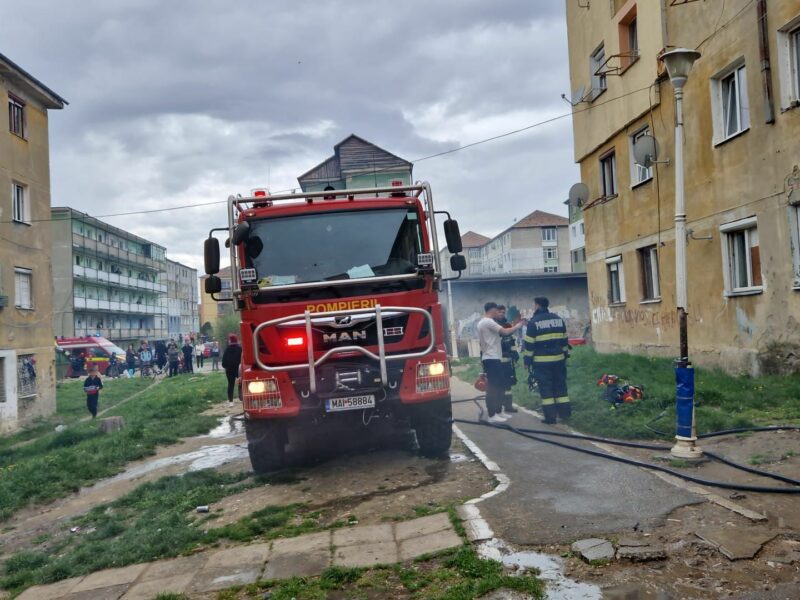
left=84, top=367, right=103, bottom=419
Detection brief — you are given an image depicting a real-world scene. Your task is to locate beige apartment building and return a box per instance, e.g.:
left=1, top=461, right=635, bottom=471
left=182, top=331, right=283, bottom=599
left=199, top=266, right=233, bottom=333
left=566, top=0, right=800, bottom=374
left=0, top=53, right=66, bottom=432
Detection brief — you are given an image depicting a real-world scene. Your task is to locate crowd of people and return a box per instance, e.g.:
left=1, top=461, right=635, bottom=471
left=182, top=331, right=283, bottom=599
left=477, top=296, right=571, bottom=425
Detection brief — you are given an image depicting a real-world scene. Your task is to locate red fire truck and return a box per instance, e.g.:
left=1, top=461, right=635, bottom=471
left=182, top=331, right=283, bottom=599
left=203, top=182, right=466, bottom=472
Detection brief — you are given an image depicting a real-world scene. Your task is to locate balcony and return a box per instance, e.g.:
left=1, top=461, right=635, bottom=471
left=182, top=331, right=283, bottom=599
left=72, top=232, right=163, bottom=272
left=74, top=297, right=166, bottom=316
left=74, top=327, right=169, bottom=341
left=73, top=265, right=167, bottom=294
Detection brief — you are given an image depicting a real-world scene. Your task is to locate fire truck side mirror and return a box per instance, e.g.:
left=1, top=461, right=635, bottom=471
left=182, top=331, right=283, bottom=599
left=444, top=219, right=463, bottom=253
left=204, top=237, right=220, bottom=275
left=204, top=275, right=222, bottom=294
left=231, top=221, right=251, bottom=245
left=450, top=254, right=467, bottom=272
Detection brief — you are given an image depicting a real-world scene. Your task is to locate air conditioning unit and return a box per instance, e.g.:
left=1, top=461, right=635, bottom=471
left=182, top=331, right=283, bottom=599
left=0, top=295, right=8, bottom=308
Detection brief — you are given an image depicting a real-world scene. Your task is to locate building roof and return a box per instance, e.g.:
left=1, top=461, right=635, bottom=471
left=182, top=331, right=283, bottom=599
left=461, top=231, right=491, bottom=248
left=512, top=210, right=569, bottom=228
left=0, top=52, right=67, bottom=109
left=298, top=134, right=412, bottom=185
left=51, top=207, right=166, bottom=251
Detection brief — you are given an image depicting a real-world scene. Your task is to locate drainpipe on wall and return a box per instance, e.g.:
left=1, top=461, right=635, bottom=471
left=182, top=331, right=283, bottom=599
left=660, top=0, right=670, bottom=49
left=757, top=0, right=776, bottom=124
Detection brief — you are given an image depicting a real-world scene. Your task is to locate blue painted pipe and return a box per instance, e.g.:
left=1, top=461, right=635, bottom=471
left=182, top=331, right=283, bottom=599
left=675, top=365, right=695, bottom=438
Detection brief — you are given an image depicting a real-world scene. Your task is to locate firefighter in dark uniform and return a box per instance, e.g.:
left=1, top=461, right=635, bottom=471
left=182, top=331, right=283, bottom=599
left=522, top=296, right=571, bottom=424
left=495, top=305, right=519, bottom=414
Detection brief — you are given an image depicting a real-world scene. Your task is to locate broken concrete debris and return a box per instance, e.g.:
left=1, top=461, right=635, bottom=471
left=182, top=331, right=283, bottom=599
left=694, top=527, right=777, bottom=561
left=571, top=538, right=615, bottom=563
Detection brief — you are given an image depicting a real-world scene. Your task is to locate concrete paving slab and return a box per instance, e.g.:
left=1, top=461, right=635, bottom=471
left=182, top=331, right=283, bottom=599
left=271, top=531, right=332, bottom=555
left=571, top=538, right=615, bottom=562
left=15, top=577, right=84, bottom=600
left=63, top=584, right=131, bottom=600
left=451, top=378, right=702, bottom=545
left=399, top=529, right=463, bottom=560
left=263, top=550, right=331, bottom=579
left=395, top=513, right=453, bottom=541
left=138, top=554, right=208, bottom=582
left=616, top=544, right=667, bottom=562
left=333, top=541, right=399, bottom=567
left=695, top=527, right=777, bottom=560
left=333, top=523, right=394, bottom=547
left=119, top=573, right=194, bottom=600
left=462, top=518, right=494, bottom=542
left=70, top=564, right=149, bottom=593
left=187, top=566, right=262, bottom=593
left=204, top=542, right=271, bottom=568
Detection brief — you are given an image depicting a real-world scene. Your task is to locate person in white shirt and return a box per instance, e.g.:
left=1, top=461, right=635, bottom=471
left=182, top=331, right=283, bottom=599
left=477, top=302, right=525, bottom=424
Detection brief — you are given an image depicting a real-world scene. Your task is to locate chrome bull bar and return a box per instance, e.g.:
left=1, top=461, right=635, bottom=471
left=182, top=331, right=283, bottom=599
left=251, top=305, right=436, bottom=394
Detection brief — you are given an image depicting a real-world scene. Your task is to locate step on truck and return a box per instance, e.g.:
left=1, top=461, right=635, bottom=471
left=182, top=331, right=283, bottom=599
left=203, top=182, right=467, bottom=472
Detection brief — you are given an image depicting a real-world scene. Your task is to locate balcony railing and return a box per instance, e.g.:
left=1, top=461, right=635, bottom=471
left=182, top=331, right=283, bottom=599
left=74, top=297, right=167, bottom=315
left=72, top=232, right=163, bottom=272
left=73, top=265, right=167, bottom=294
left=74, top=327, right=169, bottom=341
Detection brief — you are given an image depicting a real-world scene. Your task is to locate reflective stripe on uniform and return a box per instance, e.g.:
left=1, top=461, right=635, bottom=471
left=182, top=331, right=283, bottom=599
left=533, top=354, right=565, bottom=363
left=533, top=332, right=567, bottom=342
left=541, top=397, right=556, bottom=405
left=500, top=357, right=511, bottom=363
left=555, top=396, right=570, bottom=404
left=523, top=335, right=536, bottom=344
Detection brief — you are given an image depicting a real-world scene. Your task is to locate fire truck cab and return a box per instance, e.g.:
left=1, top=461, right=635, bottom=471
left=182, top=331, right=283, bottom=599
left=203, top=182, right=466, bottom=472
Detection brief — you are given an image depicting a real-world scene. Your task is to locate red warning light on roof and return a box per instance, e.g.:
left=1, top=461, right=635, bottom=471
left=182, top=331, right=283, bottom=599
left=252, top=189, right=269, bottom=198
left=390, top=180, right=403, bottom=187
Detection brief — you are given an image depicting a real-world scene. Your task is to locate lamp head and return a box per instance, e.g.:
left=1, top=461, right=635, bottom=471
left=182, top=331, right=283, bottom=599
left=662, top=48, right=701, bottom=89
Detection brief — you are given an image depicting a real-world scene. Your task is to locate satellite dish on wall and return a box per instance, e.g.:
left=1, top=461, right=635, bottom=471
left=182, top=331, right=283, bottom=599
left=633, top=134, right=661, bottom=168
left=568, top=182, right=590, bottom=207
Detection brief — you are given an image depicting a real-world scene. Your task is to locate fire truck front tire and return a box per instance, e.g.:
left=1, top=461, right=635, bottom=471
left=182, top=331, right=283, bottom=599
left=412, top=397, right=453, bottom=458
left=245, top=419, right=287, bottom=473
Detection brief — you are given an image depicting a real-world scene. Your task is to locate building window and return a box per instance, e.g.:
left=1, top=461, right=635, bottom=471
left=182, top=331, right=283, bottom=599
left=606, top=255, right=625, bottom=304
left=544, top=266, right=559, bottom=273
left=17, top=354, right=37, bottom=398
left=600, top=151, right=617, bottom=197
left=711, top=62, right=750, bottom=144
left=8, top=95, right=25, bottom=138
left=542, top=227, right=557, bottom=242
left=630, top=126, right=653, bottom=185
left=590, top=43, right=607, bottom=99
left=777, top=17, right=800, bottom=109
left=580, top=222, right=585, bottom=235
left=11, top=183, right=29, bottom=224
left=619, top=5, right=639, bottom=70
left=544, top=247, right=558, bottom=260
left=14, top=268, right=32, bottom=309
left=638, top=245, right=660, bottom=300
left=721, top=217, right=762, bottom=294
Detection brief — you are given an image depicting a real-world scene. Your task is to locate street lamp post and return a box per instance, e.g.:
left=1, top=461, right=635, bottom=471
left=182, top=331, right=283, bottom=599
left=661, top=48, right=703, bottom=460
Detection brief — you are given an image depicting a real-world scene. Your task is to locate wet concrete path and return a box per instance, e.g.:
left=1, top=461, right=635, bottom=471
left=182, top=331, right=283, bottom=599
left=450, top=378, right=702, bottom=546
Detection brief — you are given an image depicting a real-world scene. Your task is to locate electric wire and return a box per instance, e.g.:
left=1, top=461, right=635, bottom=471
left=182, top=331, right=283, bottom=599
left=454, top=395, right=800, bottom=493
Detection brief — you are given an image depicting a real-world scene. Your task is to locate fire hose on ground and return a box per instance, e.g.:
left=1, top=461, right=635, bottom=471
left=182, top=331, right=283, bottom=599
left=450, top=395, right=800, bottom=494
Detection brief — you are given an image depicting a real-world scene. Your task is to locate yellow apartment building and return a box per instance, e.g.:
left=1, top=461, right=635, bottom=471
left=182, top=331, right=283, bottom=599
left=565, top=0, right=800, bottom=374
left=0, top=53, right=66, bottom=432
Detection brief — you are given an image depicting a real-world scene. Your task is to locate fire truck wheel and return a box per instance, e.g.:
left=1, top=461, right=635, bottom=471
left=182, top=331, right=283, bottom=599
left=413, top=397, right=453, bottom=458
left=245, top=419, right=287, bottom=473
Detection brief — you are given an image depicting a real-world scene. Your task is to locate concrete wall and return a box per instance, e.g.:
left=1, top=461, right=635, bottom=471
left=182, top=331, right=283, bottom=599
left=444, top=275, right=590, bottom=355
left=0, top=76, right=58, bottom=429
left=567, top=0, right=800, bottom=374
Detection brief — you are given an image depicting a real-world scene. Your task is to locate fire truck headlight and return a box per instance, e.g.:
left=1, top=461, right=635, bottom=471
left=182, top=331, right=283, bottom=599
left=417, top=361, right=446, bottom=377
left=427, top=362, right=446, bottom=376
left=247, top=381, right=266, bottom=394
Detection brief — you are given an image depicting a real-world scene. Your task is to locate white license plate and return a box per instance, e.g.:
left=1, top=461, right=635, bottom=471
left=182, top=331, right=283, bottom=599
left=325, top=395, right=376, bottom=412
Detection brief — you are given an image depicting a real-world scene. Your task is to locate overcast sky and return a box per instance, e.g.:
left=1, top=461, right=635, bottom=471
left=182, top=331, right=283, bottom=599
left=3, top=0, right=578, bottom=271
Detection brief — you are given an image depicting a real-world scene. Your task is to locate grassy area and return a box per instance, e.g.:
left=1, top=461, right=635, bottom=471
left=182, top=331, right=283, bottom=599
left=453, top=347, right=800, bottom=439
left=0, top=373, right=226, bottom=522
left=0, top=469, right=332, bottom=595
left=224, top=546, right=543, bottom=600
left=0, top=377, right=153, bottom=454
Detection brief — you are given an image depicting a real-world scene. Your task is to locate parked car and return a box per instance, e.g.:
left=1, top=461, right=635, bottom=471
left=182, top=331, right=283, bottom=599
left=56, top=336, right=129, bottom=377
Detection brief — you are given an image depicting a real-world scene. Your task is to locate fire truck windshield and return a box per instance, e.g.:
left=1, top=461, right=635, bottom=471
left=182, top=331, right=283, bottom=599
left=247, top=208, right=424, bottom=286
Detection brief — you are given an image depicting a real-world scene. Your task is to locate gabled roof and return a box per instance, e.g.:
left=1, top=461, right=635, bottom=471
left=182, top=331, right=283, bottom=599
left=461, top=231, right=491, bottom=248
left=0, top=52, right=67, bottom=109
left=511, top=210, right=568, bottom=228
left=298, top=134, right=412, bottom=184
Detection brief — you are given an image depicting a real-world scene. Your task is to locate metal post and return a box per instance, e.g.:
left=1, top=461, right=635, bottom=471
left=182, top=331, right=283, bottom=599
left=671, top=84, right=702, bottom=459
left=447, top=280, right=459, bottom=359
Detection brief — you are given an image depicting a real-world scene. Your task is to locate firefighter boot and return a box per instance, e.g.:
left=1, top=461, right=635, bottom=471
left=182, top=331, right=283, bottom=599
left=556, top=401, right=572, bottom=421
left=541, top=403, right=558, bottom=425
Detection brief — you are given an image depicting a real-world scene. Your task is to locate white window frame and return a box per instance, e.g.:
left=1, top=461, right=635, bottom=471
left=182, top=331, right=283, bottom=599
left=11, top=182, right=30, bottom=224
left=542, top=227, right=558, bottom=242
left=720, top=216, right=763, bottom=296
left=590, top=43, right=607, bottom=100
left=789, top=204, right=800, bottom=288
left=544, top=266, right=559, bottom=273
left=629, top=126, right=653, bottom=186
left=606, top=255, right=625, bottom=304
left=710, top=60, right=750, bottom=145
left=14, top=267, right=33, bottom=309
left=8, top=95, right=25, bottom=138
left=638, top=245, right=660, bottom=301
left=544, top=247, right=558, bottom=260
left=777, top=15, right=800, bottom=110
left=600, top=150, right=618, bottom=197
